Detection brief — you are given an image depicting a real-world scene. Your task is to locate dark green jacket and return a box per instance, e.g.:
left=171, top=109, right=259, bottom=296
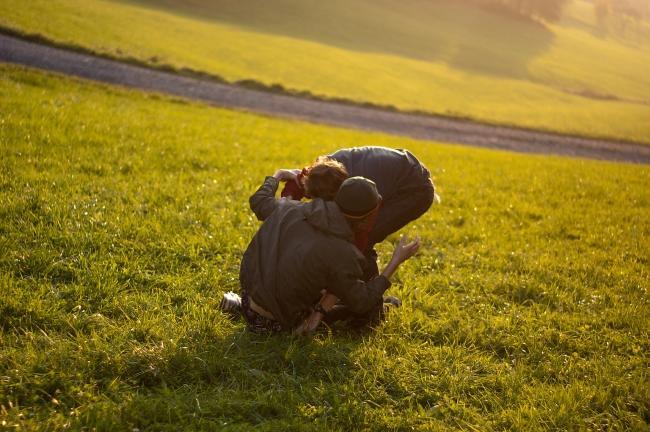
left=330, top=146, right=430, bottom=200
left=240, top=177, right=391, bottom=329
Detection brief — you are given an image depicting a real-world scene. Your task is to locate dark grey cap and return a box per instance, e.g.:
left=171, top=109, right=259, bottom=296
left=335, top=176, right=381, bottom=217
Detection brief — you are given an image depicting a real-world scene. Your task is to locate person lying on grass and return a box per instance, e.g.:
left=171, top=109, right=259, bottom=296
left=221, top=172, right=420, bottom=334
left=278, top=146, right=439, bottom=280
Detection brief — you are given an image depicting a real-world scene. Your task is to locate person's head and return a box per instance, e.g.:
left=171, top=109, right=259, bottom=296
left=335, top=177, right=382, bottom=231
left=303, top=156, right=349, bottom=200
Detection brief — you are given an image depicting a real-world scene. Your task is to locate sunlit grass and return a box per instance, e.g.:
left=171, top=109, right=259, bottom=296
left=0, top=0, right=649, bottom=143
left=1, top=65, right=648, bottom=430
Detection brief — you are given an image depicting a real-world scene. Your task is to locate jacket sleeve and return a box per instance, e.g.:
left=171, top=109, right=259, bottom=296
left=327, top=246, right=391, bottom=315
left=249, top=176, right=280, bottom=221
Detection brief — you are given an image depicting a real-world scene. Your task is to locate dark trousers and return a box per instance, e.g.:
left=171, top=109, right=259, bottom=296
left=369, top=177, right=435, bottom=246
left=363, top=175, right=435, bottom=280
left=323, top=300, right=385, bottom=329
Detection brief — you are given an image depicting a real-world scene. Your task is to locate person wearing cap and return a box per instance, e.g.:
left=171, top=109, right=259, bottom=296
left=278, top=146, right=438, bottom=279
left=228, top=171, right=420, bottom=334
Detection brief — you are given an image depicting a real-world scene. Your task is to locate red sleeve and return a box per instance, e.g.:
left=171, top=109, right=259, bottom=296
left=280, top=172, right=306, bottom=200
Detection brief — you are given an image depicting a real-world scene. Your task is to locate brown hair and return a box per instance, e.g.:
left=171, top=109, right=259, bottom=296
left=303, top=156, right=349, bottom=201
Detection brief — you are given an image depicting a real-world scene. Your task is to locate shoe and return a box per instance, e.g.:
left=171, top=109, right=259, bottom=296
left=219, top=291, right=242, bottom=317
left=383, top=296, right=402, bottom=307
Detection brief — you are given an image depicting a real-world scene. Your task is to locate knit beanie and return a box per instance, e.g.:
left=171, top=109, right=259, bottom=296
left=335, top=177, right=381, bottom=218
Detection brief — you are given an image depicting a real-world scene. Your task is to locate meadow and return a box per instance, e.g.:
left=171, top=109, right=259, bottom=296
left=1, top=0, right=650, bottom=144
left=1, top=64, right=649, bottom=430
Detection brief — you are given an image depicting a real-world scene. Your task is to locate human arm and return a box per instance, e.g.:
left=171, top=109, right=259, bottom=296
left=380, top=235, right=420, bottom=279
left=273, top=169, right=301, bottom=184
left=275, top=169, right=306, bottom=200
left=293, top=291, right=340, bottom=335
left=249, top=176, right=281, bottom=221
left=331, top=235, right=420, bottom=314
left=294, top=236, right=420, bottom=334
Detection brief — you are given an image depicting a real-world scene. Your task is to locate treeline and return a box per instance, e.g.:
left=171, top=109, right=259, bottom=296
left=455, top=0, right=649, bottom=24
left=594, top=0, right=649, bottom=21
left=461, top=0, right=570, bottom=22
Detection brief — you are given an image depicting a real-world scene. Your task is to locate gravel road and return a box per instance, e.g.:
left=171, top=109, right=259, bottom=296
left=1, top=33, right=648, bottom=164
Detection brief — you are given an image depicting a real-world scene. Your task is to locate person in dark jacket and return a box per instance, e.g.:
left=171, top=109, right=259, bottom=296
left=279, top=146, right=438, bottom=278
left=236, top=171, right=420, bottom=333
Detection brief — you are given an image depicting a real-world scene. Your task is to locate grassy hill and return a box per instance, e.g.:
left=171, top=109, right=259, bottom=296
left=1, top=64, right=648, bottom=430
left=0, top=0, right=649, bottom=143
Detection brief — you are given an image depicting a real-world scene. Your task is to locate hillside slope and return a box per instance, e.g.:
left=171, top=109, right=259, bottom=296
left=0, top=0, right=649, bottom=142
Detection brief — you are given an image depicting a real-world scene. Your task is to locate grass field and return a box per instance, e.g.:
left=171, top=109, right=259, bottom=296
left=1, top=0, right=649, bottom=144
left=1, top=64, right=649, bottom=430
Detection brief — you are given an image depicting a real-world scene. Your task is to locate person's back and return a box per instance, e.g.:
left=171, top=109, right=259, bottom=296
left=240, top=192, right=363, bottom=329
left=329, top=146, right=429, bottom=202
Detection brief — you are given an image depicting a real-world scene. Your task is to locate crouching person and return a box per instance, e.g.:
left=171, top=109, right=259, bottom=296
left=236, top=171, right=420, bottom=334
left=279, top=146, right=439, bottom=280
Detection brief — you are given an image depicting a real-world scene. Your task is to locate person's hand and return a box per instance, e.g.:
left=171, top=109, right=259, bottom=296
left=293, top=293, right=339, bottom=336
left=390, top=235, right=420, bottom=265
left=273, top=168, right=301, bottom=183
left=380, top=235, right=421, bottom=280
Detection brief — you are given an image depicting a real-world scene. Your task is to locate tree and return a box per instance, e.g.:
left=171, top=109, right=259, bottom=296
left=469, top=0, right=570, bottom=22
left=530, top=0, right=570, bottom=21
left=595, top=0, right=611, bottom=28
left=614, top=0, right=643, bottom=20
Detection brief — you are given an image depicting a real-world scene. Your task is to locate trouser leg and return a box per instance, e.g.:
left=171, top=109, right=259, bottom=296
left=362, top=180, right=433, bottom=281
left=322, top=299, right=384, bottom=328
left=368, top=179, right=434, bottom=246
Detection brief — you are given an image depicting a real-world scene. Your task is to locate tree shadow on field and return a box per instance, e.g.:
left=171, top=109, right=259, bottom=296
left=444, top=10, right=555, bottom=78
left=116, top=0, right=554, bottom=79
left=112, top=326, right=365, bottom=429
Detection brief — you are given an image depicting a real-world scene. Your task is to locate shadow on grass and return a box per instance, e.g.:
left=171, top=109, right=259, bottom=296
left=106, top=326, right=365, bottom=429
left=1, top=311, right=366, bottom=429
left=117, top=0, right=554, bottom=79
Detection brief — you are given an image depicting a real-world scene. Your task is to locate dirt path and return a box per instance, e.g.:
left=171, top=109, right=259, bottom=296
left=1, top=33, right=648, bottom=164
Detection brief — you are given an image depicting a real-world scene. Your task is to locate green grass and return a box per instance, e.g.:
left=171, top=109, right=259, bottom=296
left=1, top=0, right=650, bottom=144
left=1, top=64, right=649, bottom=430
